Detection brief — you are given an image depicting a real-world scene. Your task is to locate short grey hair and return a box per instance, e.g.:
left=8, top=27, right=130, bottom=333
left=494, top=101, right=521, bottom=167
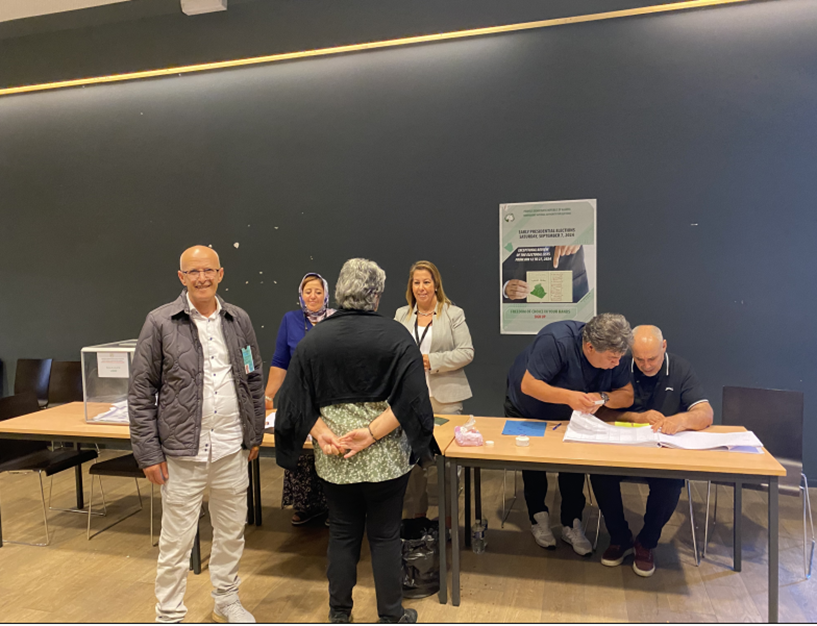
left=335, top=258, right=386, bottom=311
left=582, top=313, right=633, bottom=354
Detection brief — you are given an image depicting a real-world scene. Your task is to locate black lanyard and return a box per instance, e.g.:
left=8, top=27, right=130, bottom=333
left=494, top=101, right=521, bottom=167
left=414, top=313, right=433, bottom=347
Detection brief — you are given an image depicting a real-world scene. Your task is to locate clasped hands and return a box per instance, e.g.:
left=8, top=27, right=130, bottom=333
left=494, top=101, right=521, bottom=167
left=315, top=428, right=376, bottom=459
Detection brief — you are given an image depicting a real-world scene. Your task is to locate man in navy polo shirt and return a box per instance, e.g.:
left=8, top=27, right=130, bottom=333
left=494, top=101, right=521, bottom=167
left=505, top=313, right=634, bottom=555
left=591, top=325, right=713, bottom=577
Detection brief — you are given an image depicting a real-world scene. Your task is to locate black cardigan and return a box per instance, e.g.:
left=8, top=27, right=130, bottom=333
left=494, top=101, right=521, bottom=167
left=275, top=308, right=438, bottom=471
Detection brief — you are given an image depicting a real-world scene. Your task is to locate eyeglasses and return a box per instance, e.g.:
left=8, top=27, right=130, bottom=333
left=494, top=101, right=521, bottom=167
left=181, top=268, right=220, bottom=279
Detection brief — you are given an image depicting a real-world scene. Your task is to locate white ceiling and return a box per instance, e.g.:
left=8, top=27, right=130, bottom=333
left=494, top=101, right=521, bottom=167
left=0, top=0, right=131, bottom=23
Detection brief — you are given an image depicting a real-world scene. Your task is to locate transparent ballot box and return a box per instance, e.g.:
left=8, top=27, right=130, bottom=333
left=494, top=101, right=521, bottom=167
left=81, top=339, right=137, bottom=424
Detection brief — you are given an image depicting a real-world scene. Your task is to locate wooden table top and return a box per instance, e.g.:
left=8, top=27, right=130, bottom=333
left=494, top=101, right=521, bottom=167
left=443, top=416, right=786, bottom=477
left=0, top=403, right=468, bottom=452
left=0, top=402, right=130, bottom=440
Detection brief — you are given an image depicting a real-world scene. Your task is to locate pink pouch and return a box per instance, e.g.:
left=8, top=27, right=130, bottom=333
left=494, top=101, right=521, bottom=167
left=454, top=416, right=484, bottom=447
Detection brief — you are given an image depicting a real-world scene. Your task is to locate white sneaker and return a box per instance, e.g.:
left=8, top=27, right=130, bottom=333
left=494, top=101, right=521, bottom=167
left=561, top=519, right=593, bottom=556
left=531, top=511, right=556, bottom=549
left=213, top=598, right=256, bottom=624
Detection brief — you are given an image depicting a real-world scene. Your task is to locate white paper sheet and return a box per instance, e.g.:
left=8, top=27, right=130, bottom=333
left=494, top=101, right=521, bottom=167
left=97, top=352, right=130, bottom=378
left=89, top=400, right=129, bottom=424
left=564, top=411, right=763, bottom=453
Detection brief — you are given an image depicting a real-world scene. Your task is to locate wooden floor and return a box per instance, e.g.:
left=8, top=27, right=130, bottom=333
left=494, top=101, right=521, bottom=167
left=0, top=451, right=815, bottom=623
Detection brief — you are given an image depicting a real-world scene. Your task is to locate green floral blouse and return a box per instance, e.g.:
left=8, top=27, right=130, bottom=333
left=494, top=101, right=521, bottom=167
left=314, top=401, right=413, bottom=485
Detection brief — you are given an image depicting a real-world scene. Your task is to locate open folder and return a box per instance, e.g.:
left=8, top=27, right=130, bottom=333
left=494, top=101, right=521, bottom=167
left=563, top=411, right=764, bottom=453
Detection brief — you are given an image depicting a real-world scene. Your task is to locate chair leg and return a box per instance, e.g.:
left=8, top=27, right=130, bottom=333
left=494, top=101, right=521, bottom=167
left=87, top=473, right=95, bottom=540
left=803, top=474, right=815, bottom=579
left=38, top=472, right=51, bottom=546
left=2, top=471, right=51, bottom=547
left=46, top=467, right=104, bottom=516
left=98, top=474, right=107, bottom=515
left=703, top=481, right=712, bottom=559
left=706, top=484, right=720, bottom=559
left=500, top=469, right=518, bottom=529
left=134, top=478, right=143, bottom=510
left=577, top=474, right=602, bottom=551
left=687, top=481, right=699, bottom=566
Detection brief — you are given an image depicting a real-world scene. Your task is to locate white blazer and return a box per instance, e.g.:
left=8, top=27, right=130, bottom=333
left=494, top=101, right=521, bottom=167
left=394, top=303, right=474, bottom=404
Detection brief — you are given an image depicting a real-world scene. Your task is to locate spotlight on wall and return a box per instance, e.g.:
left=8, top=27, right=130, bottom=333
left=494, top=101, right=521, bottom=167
left=180, top=0, right=227, bottom=16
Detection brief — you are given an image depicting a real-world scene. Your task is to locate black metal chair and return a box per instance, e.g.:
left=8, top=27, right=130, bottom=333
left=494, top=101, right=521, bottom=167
left=46, top=360, right=83, bottom=406
left=14, top=359, right=52, bottom=408
left=702, top=386, right=814, bottom=578
left=87, top=453, right=156, bottom=545
left=0, top=392, right=98, bottom=546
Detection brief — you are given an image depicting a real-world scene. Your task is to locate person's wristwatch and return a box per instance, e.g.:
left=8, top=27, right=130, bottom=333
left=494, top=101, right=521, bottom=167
left=265, top=395, right=273, bottom=403
left=599, top=391, right=610, bottom=405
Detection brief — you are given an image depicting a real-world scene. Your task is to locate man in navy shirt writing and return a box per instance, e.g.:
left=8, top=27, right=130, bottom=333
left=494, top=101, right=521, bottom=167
left=506, top=313, right=634, bottom=555
left=591, top=325, right=713, bottom=577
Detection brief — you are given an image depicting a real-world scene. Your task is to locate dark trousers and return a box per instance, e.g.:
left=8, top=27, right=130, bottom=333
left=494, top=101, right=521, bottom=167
left=321, top=472, right=411, bottom=622
left=504, top=395, right=586, bottom=526
left=590, top=474, right=684, bottom=550
left=522, top=470, right=586, bottom=527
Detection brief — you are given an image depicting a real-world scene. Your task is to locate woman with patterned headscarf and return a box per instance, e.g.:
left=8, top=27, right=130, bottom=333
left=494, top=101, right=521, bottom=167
left=265, top=273, right=335, bottom=525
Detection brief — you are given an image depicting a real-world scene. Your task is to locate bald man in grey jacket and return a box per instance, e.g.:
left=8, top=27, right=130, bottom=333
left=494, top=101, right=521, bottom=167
left=129, top=245, right=265, bottom=623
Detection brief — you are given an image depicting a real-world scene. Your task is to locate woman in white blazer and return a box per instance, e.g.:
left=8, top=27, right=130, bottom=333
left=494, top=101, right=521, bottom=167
left=395, top=260, right=474, bottom=518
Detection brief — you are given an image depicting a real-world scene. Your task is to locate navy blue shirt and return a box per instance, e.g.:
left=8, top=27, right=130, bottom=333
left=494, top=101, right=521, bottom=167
left=507, top=320, right=630, bottom=420
left=271, top=310, right=313, bottom=370
left=627, top=352, right=708, bottom=416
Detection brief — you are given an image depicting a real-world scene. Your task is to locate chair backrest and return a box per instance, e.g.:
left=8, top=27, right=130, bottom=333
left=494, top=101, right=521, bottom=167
left=722, top=386, right=804, bottom=463
left=14, top=358, right=53, bottom=408
left=0, top=392, right=48, bottom=462
left=47, top=360, right=83, bottom=406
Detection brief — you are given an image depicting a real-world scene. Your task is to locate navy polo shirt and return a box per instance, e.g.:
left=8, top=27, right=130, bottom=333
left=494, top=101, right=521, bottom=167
left=507, top=320, right=631, bottom=420
left=627, top=352, right=708, bottom=416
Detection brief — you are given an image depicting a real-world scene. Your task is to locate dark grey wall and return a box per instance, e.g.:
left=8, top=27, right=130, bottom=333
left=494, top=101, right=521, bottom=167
left=0, top=0, right=705, bottom=88
left=1, top=0, right=815, bottom=476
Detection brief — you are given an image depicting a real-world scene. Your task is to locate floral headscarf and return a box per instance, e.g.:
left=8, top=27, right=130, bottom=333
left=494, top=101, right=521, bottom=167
left=299, top=273, right=335, bottom=326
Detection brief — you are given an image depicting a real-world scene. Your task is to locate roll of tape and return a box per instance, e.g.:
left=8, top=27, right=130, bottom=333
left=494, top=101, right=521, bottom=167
left=515, top=435, right=530, bottom=447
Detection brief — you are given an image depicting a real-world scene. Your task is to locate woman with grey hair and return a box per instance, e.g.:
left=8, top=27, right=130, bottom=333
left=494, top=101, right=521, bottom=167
left=276, top=258, right=436, bottom=624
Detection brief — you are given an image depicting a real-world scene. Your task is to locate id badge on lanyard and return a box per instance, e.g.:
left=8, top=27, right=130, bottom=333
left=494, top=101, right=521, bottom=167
left=414, top=315, right=432, bottom=348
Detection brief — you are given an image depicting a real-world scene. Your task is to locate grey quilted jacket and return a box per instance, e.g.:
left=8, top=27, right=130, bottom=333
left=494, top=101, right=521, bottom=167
left=128, top=290, right=265, bottom=469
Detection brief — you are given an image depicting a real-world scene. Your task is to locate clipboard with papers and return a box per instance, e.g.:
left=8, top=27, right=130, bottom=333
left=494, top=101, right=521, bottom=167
left=563, top=411, right=764, bottom=453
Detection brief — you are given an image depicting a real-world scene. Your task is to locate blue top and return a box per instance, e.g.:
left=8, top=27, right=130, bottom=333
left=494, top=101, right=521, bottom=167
left=271, top=309, right=313, bottom=370
left=506, top=320, right=630, bottom=420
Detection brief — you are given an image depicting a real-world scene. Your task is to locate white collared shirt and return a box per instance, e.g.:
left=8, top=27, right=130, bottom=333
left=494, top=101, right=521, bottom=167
left=184, top=294, right=243, bottom=463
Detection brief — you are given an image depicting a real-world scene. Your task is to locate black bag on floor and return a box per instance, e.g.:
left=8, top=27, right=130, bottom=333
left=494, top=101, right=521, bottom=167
left=401, top=517, right=440, bottom=599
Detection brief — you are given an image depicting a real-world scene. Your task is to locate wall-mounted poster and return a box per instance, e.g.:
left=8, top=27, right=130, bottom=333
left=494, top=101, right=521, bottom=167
left=500, top=199, right=597, bottom=334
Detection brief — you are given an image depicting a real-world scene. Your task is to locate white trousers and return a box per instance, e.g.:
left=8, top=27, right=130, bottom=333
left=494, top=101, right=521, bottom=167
left=403, top=398, right=462, bottom=518
left=155, top=449, right=249, bottom=622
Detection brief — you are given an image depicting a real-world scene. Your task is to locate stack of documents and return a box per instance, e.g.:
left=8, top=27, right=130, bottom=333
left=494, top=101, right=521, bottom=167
left=564, top=411, right=763, bottom=453
left=90, top=400, right=129, bottom=424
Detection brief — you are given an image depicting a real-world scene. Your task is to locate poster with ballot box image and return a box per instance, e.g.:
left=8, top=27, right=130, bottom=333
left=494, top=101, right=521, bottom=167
left=500, top=199, right=597, bottom=334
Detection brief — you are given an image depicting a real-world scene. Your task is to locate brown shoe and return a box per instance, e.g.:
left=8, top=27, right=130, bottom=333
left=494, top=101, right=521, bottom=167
left=601, top=540, right=633, bottom=567
left=632, top=540, right=655, bottom=577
